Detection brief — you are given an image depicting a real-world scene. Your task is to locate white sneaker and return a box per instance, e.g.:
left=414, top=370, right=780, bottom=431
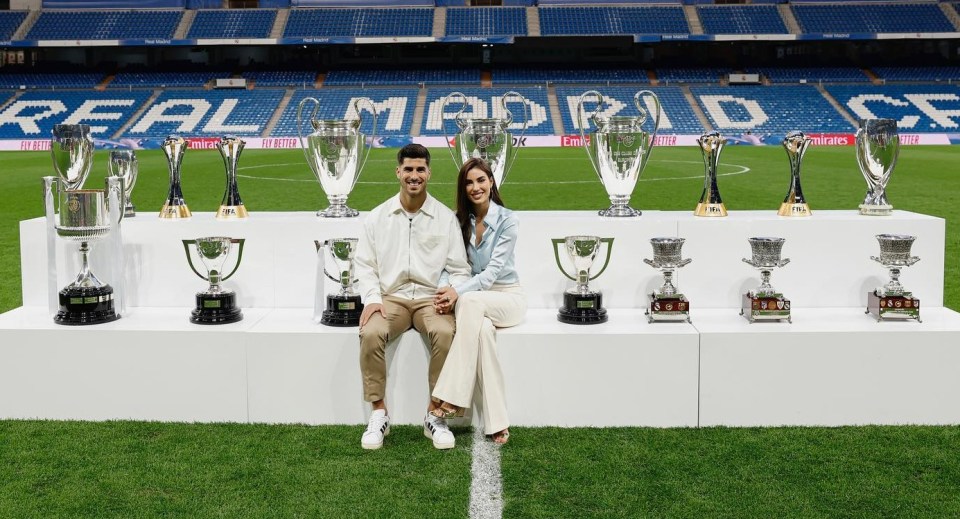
left=361, top=409, right=390, bottom=450
left=424, top=412, right=456, bottom=450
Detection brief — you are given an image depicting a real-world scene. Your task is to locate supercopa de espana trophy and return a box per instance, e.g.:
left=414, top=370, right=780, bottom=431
left=741, top=237, right=792, bottom=324
left=643, top=237, right=692, bottom=323
left=867, top=234, right=921, bottom=322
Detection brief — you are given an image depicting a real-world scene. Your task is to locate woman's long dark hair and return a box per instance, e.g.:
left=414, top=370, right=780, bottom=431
left=455, top=157, right=505, bottom=252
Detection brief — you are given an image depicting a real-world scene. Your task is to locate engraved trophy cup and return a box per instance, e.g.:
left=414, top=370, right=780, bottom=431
left=216, top=135, right=249, bottom=220
left=297, top=97, right=378, bottom=217
left=43, top=123, right=124, bottom=325
left=867, top=234, right=921, bottom=322
left=695, top=132, right=728, bottom=217
left=856, top=119, right=899, bottom=216
left=182, top=237, right=245, bottom=324
left=778, top=131, right=812, bottom=217
left=442, top=90, right=529, bottom=187
left=643, top=237, right=692, bottom=323
left=577, top=89, right=661, bottom=217
left=552, top=236, right=614, bottom=324
left=108, top=149, right=137, bottom=217
left=741, top=237, right=791, bottom=323
left=159, top=135, right=191, bottom=219
left=314, top=238, right=364, bottom=326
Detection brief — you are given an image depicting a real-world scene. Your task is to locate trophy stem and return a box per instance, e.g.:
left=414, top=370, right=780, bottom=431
left=318, top=195, right=359, bottom=218
left=756, top=269, right=775, bottom=295
left=884, top=267, right=903, bottom=294
left=599, top=195, right=641, bottom=218
left=659, top=269, right=677, bottom=297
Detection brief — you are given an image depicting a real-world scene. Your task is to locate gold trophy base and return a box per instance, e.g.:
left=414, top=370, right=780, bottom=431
left=160, top=203, right=192, bottom=219
left=216, top=204, right=249, bottom=220
left=694, top=202, right=727, bottom=217
left=778, top=202, right=811, bottom=217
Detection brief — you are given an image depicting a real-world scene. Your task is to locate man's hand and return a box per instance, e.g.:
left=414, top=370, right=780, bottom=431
left=434, top=287, right=458, bottom=315
left=359, top=303, right=386, bottom=328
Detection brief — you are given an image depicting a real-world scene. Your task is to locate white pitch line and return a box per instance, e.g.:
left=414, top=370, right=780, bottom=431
left=469, top=428, right=503, bottom=519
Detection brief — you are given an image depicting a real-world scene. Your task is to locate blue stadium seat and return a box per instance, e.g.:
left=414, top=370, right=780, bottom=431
left=123, top=89, right=285, bottom=138
left=445, top=7, right=527, bottom=37
left=791, top=3, right=954, bottom=33
left=539, top=6, right=688, bottom=35
left=421, top=87, right=555, bottom=136
left=26, top=10, right=183, bottom=40
left=272, top=88, right=420, bottom=137
left=872, top=67, right=960, bottom=82
left=492, top=69, right=649, bottom=85
left=826, top=84, right=960, bottom=132
left=0, top=11, right=27, bottom=40
left=0, top=72, right=103, bottom=89
left=691, top=85, right=854, bottom=135
left=656, top=68, right=730, bottom=84
left=243, top=70, right=318, bottom=87
left=697, top=5, right=787, bottom=34
left=0, top=90, right=152, bottom=139
left=324, top=69, right=480, bottom=86
left=750, top=67, right=869, bottom=84
left=187, top=9, right=277, bottom=39
left=110, top=71, right=231, bottom=88
left=555, top=86, right=703, bottom=135
left=284, top=8, right=433, bottom=38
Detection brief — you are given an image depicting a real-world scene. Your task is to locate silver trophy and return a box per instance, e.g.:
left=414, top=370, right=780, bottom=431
left=779, top=131, right=812, bottom=217
left=695, top=132, right=727, bottom=217
left=867, top=234, right=921, bottom=322
left=856, top=119, right=899, bottom=216
left=741, top=237, right=791, bottom=323
left=442, top=91, right=529, bottom=188
left=183, top=237, right=245, bottom=324
left=577, top=89, right=661, bottom=217
left=297, top=97, right=377, bottom=217
left=643, top=237, right=692, bottom=323
left=552, top=236, right=614, bottom=324
left=159, top=135, right=191, bottom=219
left=108, top=149, right=138, bottom=218
left=314, top=238, right=364, bottom=326
left=43, top=123, right=124, bottom=325
left=216, top=135, right=248, bottom=220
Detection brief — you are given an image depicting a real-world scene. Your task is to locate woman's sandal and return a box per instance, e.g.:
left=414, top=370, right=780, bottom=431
left=429, top=403, right=462, bottom=419
left=490, top=429, right=510, bottom=445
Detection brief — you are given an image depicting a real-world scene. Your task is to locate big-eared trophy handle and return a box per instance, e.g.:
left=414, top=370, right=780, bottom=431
left=442, top=91, right=468, bottom=169
left=501, top=91, right=529, bottom=185
left=353, top=97, right=378, bottom=194
left=297, top=97, right=321, bottom=173
left=634, top=90, right=662, bottom=170
left=577, top=90, right=604, bottom=179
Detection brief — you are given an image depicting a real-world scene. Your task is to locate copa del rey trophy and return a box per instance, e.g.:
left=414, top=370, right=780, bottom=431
left=741, top=237, right=791, bottom=323
left=695, top=132, right=727, bottom=217
left=108, top=149, right=138, bottom=218
left=314, top=238, right=364, bottom=327
left=643, top=237, right=692, bottom=323
left=552, top=236, right=614, bottom=324
left=182, top=237, right=245, bottom=324
left=577, top=89, right=661, bottom=217
left=856, top=119, right=899, bottom=216
left=867, top=234, right=921, bottom=322
left=778, top=131, right=812, bottom=217
left=216, top=135, right=248, bottom=220
left=43, top=124, right=125, bottom=325
left=159, top=135, right=191, bottom=219
left=442, top=90, right=529, bottom=187
left=297, top=97, right=377, bottom=217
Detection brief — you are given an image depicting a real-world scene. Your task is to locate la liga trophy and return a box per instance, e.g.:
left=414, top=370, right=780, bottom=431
left=314, top=238, right=364, bottom=326
left=159, top=135, right=191, bottom=219
left=43, top=123, right=124, bottom=325
left=577, top=89, right=661, bottom=217
left=442, top=90, right=529, bottom=187
left=643, top=237, right=692, bottom=323
left=867, top=234, right=921, bottom=322
left=856, top=118, right=899, bottom=216
left=216, top=135, right=249, bottom=220
left=297, top=96, right=377, bottom=217
left=182, top=237, right=245, bottom=324
left=778, top=131, right=812, bottom=217
left=108, top=149, right=138, bottom=217
left=695, top=132, right=727, bottom=217
left=741, top=237, right=791, bottom=323
left=552, top=236, right=614, bottom=324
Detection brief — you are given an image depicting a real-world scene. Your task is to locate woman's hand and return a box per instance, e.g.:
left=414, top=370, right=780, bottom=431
left=434, top=287, right=458, bottom=315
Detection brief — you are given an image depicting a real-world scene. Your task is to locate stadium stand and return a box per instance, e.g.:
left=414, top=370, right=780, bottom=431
left=872, top=66, right=960, bottom=82
left=271, top=88, right=421, bottom=137
left=751, top=67, right=870, bottom=84
left=492, top=69, right=649, bottom=85
left=242, top=70, right=318, bottom=87
left=555, top=86, right=704, bottom=135
left=538, top=6, right=689, bottom=35
left=826, top=84, right=960, bottom=132
left=691, top=85, right=854, bottom=135
left=110, top=71, right=233, bottom=88
left=791, top=2, right=954, bottom=34
left=0, top=90, right=152, bottom=139
left=123, top=89, right=285, bottom=138
left=655, top=68, right=730, bottom=84
left=324, top=69, right=481, bottom=86
left=187, top=9, right=277, bottom=39
left=0, top=72, right=104, bottom=90
left=421, top=87, right=554, bottom=136
left=444, top=7, right=528, bottom=37
left=697, top=5, right=788, bottom=35
left=0, top=11, right=27, bottom=40
left=26, top=10, right=183, bottom=40
left=283, top=8, right=433, bottom=38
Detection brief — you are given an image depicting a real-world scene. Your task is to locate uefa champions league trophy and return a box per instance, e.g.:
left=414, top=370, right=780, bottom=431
left=741, top=237, right=791, bottom=323
left=159, top=135, right=191, bottom=219
left=643, top=237, right=692, bottom=323
left=778, top=131, right=812, bottom=217
left=867, top=234, right=921, bottom=322
left=577, top=89, right=661, bottom=217
left=43, top=123, right=124, bottom=325
left=442, top=90, right=529, bottom=188
left=216, top=135, right=249, bottom=220
left=108, top=149, right=138, bottom=217
left=552, top=236, right=614, bottom=324
left=856, top=119, right=900, bottom=216
left=695, top=132, right=728, bottom=217
left=182, top=237, right=245, bottom=324
left=297, top=97, right=378, bottom=217
left=314, top=238, right=364, bottom=326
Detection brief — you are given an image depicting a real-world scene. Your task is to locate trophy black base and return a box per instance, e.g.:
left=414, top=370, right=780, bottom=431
left=191, top=292, right=243, bottom=325
left=867, top=291, right=921, bottom=322
left=321, top=294, right=364, bottom=327
left=741, top=293, right=791, bottom=323
left=647, top=294, right=691, bottom=323
left=55, top=285, right=119, bottom=326
left=558, top=292, right=607, bottom=325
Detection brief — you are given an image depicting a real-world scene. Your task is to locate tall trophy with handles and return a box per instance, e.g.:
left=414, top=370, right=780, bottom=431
left=43, top=124, right=125, bottom=325
left=643, top=237, right=692, bottom=323
left=216, top=135, right=249, bottom=220
left=867, top=234, right=921, bottom=322
left=159, top=135, right=191, bottom=219
left=741, top=237, right=791, bottom=323
left=442, top=90, right=529, bottom=187
left=856, top=119, right=899, bottom=216
left=314, top=238, right=364, bottom=326
left=553, top=236, right=614, bottom=324
left=778, top=131, right=812, bottom=217
left=577, top=89, right=661, bottom=217
left=297, top=97, right=377, bottom=217
left=108, top=149, right=138, bottom=218
left=182, top=237, right=245, bottom=324
left=695, top=132, right=727, bottom=217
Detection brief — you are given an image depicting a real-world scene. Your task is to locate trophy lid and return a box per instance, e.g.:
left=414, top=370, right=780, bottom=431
left=747, top=236, right=787, bottom=267
left=875, top=234, right=917, bottom=264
